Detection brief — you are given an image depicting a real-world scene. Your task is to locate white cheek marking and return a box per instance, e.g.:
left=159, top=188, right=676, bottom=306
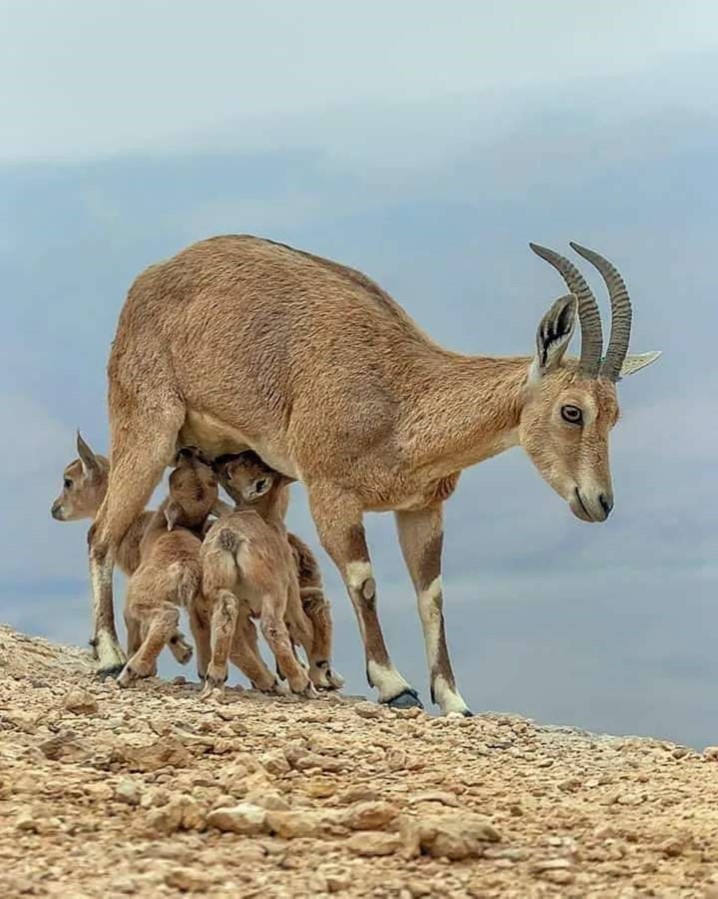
left=366, top=660, right=412, bottom=702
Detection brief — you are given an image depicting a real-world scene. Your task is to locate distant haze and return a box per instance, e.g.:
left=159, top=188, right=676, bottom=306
left=1, top=1, right=716, bottom=746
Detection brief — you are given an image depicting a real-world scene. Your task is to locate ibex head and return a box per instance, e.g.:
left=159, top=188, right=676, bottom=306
left=51, top=432, right=109, bottom=521
left=520, top=243, right=661, bottom=523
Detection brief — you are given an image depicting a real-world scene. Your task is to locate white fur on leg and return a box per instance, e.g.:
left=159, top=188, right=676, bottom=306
left=366, top=660, right=412, bottom=702
left=345, top=561, right=372, bottom=591
left=417, top=577, right=443, bottom=665
left=432, top=675, right=470, bottom=716
left=417, top=577, right=470, bottom=715
left=90, top=557, right=126, bottom=669
left=96, top=629, right=126, bottom=669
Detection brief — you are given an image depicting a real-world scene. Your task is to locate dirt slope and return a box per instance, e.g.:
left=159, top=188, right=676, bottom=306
left=1, top=625, right=718, bottom=898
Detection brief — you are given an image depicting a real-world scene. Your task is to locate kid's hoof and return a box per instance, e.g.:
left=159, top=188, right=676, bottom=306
left=116, top=666, right=137, bottom=688
left=383, top=689, right=424, bottom=710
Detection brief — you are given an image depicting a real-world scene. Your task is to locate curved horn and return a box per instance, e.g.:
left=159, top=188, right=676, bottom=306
left=529, top=243, right=603, bottom=378
left=569, top=243, right=632, bottom=382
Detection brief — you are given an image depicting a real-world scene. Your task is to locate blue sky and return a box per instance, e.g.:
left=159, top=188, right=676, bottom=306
left=1, top=1, right=717, bottom=745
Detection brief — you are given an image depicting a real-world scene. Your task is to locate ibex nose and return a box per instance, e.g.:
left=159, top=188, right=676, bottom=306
left=599, top=493, right=613, bottom=518
left=50, top=501, right=63, bottom=520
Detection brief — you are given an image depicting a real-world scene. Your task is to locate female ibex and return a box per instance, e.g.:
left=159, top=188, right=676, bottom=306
left=88, top=236, right=659, bottom=714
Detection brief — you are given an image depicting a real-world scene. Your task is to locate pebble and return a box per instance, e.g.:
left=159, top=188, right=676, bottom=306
left=206, top=802, right=267, bottom=835
left=63, top=688, right=99, bottom=715
left=114, top=779, right=142, bottom=806
left=345, top=832, right=402, bottom=856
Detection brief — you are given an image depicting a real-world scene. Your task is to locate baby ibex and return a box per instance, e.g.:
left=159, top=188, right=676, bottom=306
left=200, top=452, right=318, bottom=698
left=51, top=433, right=194, bottom=668
left=90, top=236, right=660, bottom=715
left=117, top=447, right=218, bottom=687
left=213, top=451, right=343, bottom=692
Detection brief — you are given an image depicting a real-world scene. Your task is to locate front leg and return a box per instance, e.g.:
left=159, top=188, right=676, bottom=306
left=309, top=483, right=422, bottom=709
left=395, top=505, right=472, bottom=716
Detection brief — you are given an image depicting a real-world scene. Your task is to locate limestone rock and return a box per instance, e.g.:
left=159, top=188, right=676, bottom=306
left=401, top=812, right=501, bottom=860
left=63, top=688, right=99, bottom=715
left=206, top=803, right=268, bottom=835
left=346, top=831, right=402, bottom=856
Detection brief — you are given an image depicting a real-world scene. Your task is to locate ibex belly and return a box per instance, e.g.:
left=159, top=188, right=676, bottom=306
left=179, top=409, right=300, bottom=480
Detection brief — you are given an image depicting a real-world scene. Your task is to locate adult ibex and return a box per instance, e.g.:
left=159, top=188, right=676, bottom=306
left=88, top=235, right=660, bottom=714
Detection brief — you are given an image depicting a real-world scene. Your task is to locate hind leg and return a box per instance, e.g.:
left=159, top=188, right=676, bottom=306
left=118, top=602, right=180, bottom=687
left=89, top=397, right=183, bottom=676
left=230, top=610, right=285, bottom=693
left=261, top=594, right=314, bottom=696
left=168, top=630, right=194, bottom=666
left=201, top=590, right=239, bottom=698
left=301, top=587, right=344, bottom=691
left=189, top=606, right=211, bottom=679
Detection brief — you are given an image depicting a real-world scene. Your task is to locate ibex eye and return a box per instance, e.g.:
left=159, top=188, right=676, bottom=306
left=64, top=478, right=73, bottom=489
left=561, top=405, right=583, bottom=424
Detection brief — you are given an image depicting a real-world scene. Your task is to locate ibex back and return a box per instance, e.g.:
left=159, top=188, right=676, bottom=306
left=90, top=235, right=660, bottom=713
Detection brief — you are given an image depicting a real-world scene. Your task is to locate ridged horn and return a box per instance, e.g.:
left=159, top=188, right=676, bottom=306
left=569, top=243, right=632, bottom=382
left=529, top=243, right=603, bottom=378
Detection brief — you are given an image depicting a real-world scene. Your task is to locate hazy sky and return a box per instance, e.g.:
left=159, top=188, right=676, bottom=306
left=2, top=2, right=716, bottom=746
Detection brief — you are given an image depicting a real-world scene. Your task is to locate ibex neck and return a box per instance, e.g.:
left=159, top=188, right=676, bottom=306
left=405, top=353, right=529, bottom=477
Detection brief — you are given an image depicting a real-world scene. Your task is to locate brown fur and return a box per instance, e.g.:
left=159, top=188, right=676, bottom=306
left=116, top=448, right=218, bottom=687
left=213, top=452, right=343, bottom=691
left=51, top=434, right=193, bottom=666
left=87, top=235, right=656, bottom=713
left=200, top=452, right=317, bottom=698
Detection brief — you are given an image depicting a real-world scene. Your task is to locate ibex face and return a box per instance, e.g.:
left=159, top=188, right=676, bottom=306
left=520, top=243, right=661, bottom=523
left=213, top=450, right=289, bottom=508
left=164, top=446, right=219, bottom=531
left=50, top=433, right=108, bottom=522
left=521, top=366, right=619, bottom=522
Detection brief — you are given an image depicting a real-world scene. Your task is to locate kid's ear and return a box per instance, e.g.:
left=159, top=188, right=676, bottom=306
left=164, top=500, right=180, bottom=531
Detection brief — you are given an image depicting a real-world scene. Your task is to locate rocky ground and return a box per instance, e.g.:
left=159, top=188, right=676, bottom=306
left=2, top=626, right=718, bottom=898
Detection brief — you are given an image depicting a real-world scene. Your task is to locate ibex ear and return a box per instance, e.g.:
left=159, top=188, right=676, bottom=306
left=76, top=431, right=100, bottom=479
left=532, top=294, right=577, bottom=378
left=619, top=351, right=662, bottom=378
left=164, top=501, right=181, bottom=531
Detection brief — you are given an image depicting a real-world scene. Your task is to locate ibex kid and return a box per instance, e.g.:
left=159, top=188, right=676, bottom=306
left=51, top=432, right=194, bottom=670
left=117, top=447, right=218, bottom=687
left=201, top=451, right=320, bottom=698
left=213, top=452, right=343, bottom=692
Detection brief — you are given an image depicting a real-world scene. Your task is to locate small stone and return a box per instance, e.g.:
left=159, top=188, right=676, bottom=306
left=171, top=676, right=188, bottom=686
left=346, top=831, right=402, bottom=856
left=260, top=750, right=291, bottom=775
left=266, top=808, right=343, bottom=839
left=672, top=746, right=690, bottom=759
left=16, top=811, right=38, bottom=832
left=145, top=796, right=205, bottom=835
left=206, top=803, right=268, bottom=835
left=118, top=737, right=191, bottom=773
left=63, top=688, right=99, bottom=715
left=703, top=746, right=718, bottom=761
left=244, top=789, right=290, bottom=811
left=401, top=812, right=501, bottom=860
left=532, top=858, right=574, bottom=872
left=164, top=868, right=212, bottom=892
left=114, top=779, right=141, bottom=806
left=544, top=870, right=575, bottom=885
left=354, top=702, right=383, bottom=719
left=323, top=870, right=352, bottom=892
left=340, top=801, right=399, bottom=831
left=386, top=749, right=408, bottom=771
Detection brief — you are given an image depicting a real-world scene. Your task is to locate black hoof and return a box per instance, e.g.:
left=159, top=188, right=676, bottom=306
left=383, top=689, right=424, bottom=710
left=95, top=664, right=125, bottom=679
left=461, top=709, right=474, bottom=718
